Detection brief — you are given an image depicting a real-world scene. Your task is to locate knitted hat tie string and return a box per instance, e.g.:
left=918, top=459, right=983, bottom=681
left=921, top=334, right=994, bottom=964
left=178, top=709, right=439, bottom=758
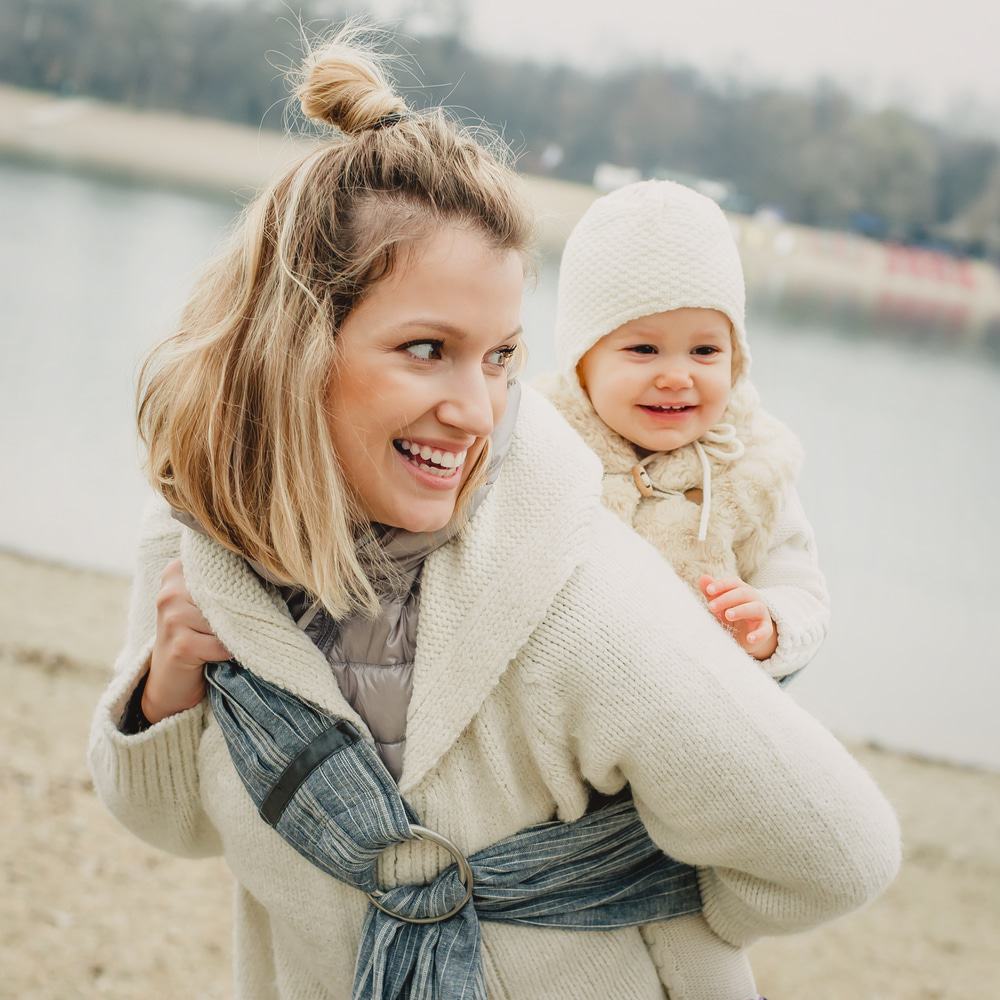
left=630, top=423, right=745, bottom=542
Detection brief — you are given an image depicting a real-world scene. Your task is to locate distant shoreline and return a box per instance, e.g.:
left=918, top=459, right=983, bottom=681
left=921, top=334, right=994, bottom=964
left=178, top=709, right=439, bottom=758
left=3, top=82, right=999, bottom=340
left=0, top=83, right=597, bottom=250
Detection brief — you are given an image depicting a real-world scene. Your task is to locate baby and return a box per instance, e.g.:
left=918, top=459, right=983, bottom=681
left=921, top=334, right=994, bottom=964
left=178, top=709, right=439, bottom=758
left=538, top=180, right=831, bottom=998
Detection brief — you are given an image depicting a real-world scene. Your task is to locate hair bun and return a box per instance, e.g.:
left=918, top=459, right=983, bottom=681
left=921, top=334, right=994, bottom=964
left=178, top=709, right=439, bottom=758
left=297, top=35, right=408, bottom=135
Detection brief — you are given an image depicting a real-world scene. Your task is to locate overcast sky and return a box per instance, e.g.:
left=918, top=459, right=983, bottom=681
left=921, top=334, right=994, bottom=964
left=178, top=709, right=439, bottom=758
left=367, top=0, right=1000, bottom=133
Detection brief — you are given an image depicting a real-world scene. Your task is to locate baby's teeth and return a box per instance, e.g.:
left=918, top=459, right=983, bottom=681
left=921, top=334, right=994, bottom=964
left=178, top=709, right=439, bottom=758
left=419, top=445, right=432, bottom=460
left=408, top=442, right=421, bottom=455
left=431, top=450, right=443, bottom=465
left=439, top=453, right=455, bottom=468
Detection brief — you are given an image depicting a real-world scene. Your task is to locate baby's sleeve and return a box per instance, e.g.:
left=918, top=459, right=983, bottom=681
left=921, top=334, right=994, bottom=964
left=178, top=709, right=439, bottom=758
left=87, top=496, right=222, bottom=859
left=748, top=485, right=830, bottom=680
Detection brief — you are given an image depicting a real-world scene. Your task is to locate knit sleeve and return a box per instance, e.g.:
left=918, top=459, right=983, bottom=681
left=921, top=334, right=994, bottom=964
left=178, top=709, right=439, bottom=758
left=87, top=496, right=222, bottom=859
left=520, top=510, right=899, bottom=948
left=747, top=485, right=830, bottom=680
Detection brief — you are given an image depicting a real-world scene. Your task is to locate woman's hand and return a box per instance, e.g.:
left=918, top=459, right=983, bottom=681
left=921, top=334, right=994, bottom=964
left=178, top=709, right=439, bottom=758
left=698, top=575, right=778, bottom=661
left=142, top=558, right=232, bottom=724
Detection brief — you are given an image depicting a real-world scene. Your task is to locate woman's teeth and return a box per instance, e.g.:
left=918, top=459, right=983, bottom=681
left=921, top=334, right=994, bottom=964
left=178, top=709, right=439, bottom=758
left=395, top=439, right=467, bottom=476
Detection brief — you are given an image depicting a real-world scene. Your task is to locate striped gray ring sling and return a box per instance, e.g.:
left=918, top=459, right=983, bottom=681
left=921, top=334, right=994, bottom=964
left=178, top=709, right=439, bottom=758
left=205, top=659, right=702, bottom=1000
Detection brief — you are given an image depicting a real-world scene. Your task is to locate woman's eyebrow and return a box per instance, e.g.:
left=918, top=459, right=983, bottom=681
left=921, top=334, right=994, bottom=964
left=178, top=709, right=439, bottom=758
left=393, top=319, right=523, bottom=340
left=394, top=319, right=467, bottom=339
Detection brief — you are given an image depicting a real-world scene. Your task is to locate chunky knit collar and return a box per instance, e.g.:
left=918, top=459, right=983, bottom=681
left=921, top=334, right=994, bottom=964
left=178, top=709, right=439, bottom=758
left=178, top=384, right=603, bottom=794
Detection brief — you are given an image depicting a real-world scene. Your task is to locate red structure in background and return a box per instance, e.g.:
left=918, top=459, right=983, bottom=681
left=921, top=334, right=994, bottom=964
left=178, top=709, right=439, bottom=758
left=877, top=245, right=977, bottom=332
left=885, top=245, right=977, bottom=289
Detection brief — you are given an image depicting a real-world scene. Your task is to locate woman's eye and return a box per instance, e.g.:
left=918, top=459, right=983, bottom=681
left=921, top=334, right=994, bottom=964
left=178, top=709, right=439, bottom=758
left=402, top=340, right=443, bottom=361
left=692, top=345, right=721, bottom=357
left=625, top=344, right=657, bottom=355
left=486, top=346, right=517, bottom=368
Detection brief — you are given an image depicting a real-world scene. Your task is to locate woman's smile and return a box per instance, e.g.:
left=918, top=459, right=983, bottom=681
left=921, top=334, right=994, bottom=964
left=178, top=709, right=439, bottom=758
left=392, top=437, right=469, bottom=488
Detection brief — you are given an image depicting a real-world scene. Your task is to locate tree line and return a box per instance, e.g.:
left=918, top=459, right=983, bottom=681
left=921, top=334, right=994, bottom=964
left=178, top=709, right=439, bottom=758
left=2, top=0, right=998, bottom=258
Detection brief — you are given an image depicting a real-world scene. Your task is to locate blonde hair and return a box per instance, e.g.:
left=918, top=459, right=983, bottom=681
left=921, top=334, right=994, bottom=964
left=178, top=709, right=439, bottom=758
left=137, top=24, right=533, bottom=618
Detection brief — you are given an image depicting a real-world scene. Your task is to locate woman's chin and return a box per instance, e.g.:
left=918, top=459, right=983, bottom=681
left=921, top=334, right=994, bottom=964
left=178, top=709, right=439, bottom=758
left=381, top=501, right=457, bottom=534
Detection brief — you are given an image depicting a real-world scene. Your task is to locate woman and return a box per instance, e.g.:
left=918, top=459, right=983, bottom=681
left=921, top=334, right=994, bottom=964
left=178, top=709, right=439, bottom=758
left=89, top=30, right=900, bottom=1000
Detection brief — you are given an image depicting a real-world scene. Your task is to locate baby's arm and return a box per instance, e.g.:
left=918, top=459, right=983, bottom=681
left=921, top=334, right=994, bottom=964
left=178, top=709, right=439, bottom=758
left=703, top=486, right=829, bottom=679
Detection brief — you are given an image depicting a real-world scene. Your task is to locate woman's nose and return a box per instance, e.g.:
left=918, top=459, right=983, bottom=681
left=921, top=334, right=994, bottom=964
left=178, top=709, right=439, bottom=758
left=435, top=371, right=497, bottom=439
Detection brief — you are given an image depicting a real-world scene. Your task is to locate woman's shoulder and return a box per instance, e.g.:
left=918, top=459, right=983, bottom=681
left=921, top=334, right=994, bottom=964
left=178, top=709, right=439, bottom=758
left=529, top=372, right=635, bottom=472
left=531, top=504, right=717, bottom=661
left=483, top=385, right=702, bottom=625
left=518, top=504, right=760, bottom=728
left=502, top=381, right=604, bottom=502
left=136, top=492, right=184, bottom=549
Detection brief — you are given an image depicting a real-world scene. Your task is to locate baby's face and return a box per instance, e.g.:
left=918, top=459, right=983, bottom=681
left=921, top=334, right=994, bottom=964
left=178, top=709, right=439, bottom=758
left=577, top=308, right=733, bottom=453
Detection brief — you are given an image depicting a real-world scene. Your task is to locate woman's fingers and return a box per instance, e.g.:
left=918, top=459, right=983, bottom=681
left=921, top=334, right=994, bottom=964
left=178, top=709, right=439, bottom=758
left=171, top=630, right=232, bottom=666
left=156, top=558, right=232, bottom=661
left=176, top=600, right=221, bottom=639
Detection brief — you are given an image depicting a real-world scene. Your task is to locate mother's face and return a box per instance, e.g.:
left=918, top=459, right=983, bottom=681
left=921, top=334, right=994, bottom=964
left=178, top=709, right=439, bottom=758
left=327, top=226, right=525, bottom=533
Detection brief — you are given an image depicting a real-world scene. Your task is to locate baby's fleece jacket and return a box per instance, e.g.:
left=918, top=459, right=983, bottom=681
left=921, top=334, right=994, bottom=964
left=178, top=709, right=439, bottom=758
left=537, top=372, right=830, bottom=681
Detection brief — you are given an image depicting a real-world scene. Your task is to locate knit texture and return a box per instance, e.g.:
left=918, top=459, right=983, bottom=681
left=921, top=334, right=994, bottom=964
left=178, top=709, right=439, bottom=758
left=89, top=385, right=899, bottom=1000
left=640, top=915, right=756, bottom=1000
left=554, top=180, right=749, bottom=378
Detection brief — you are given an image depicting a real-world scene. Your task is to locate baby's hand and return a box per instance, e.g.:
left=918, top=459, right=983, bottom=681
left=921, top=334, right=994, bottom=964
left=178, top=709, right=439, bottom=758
left=698, top=575, right=778, bottom=661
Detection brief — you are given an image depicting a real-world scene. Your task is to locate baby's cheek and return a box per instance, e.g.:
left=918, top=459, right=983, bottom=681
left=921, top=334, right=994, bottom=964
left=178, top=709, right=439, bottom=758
left=590, top=390, right=635, bottom=441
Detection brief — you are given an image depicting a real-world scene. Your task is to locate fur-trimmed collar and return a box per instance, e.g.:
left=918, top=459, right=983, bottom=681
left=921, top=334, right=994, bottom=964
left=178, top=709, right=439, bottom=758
left=535, top=372, right=802, bottom=589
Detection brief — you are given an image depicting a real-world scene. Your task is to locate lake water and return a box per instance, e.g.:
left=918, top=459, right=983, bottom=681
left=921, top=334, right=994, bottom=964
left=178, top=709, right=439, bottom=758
left=2, top=157, right=998, bottom=771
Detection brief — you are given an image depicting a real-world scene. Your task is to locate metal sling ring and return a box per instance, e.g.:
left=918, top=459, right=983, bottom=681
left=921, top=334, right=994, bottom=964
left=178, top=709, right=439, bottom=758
left=367, top=825, right=475, bottom=924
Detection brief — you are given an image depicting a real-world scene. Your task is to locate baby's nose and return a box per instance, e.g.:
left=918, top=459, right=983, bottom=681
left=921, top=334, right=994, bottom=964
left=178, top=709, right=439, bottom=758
left=654, top=367, right=694, bottom=389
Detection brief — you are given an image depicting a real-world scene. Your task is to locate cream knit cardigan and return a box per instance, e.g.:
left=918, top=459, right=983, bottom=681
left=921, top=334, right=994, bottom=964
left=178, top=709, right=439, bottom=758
left=89, top=386, right=900, bottom=1000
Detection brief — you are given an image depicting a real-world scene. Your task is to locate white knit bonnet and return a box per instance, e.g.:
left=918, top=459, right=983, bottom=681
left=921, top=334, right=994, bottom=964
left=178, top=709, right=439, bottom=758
left=554, top=180, right=753, bottom=542
left=555, top=179, right=750, bottom=382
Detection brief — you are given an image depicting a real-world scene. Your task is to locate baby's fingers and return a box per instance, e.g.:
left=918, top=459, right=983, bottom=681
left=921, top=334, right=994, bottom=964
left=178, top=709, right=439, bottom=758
left=707, top=586, right=754, bottom=618
left=723, top=600, right=768, bottom=626
left=703, top=576, right=744, bottom=598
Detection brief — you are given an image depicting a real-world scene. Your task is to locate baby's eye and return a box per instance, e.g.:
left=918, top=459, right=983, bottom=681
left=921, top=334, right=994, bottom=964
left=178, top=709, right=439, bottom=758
left=692, top=345, right=721, bottom=357
left=486, top=345, right=517, bottom=368
left=625, top=344, right=657, bottom=355
left=402, top=339, right=444, bottom=361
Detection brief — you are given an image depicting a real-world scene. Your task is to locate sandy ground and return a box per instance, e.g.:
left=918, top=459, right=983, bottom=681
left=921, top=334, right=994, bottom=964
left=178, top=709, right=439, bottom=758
left=1, top=550, right=998, bottom=999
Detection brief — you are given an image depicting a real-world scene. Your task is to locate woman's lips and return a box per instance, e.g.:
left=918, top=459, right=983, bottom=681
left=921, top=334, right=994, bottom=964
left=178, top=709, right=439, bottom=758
left=392, top=439, right=465, bottom=490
